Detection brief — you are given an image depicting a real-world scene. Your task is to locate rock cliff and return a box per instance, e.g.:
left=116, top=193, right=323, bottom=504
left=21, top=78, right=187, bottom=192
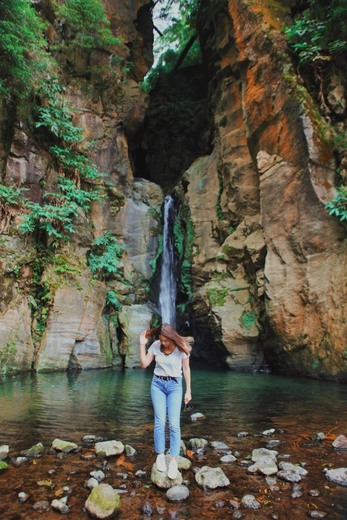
left=0, top=0, right=346, bottom=381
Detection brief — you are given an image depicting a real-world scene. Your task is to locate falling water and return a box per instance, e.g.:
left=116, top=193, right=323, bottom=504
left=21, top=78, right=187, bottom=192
left=159, top=195, right=177, bottom=327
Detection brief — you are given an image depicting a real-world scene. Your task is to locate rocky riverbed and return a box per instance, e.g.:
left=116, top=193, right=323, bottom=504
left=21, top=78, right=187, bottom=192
left=0, top=414, right=346, bottom=519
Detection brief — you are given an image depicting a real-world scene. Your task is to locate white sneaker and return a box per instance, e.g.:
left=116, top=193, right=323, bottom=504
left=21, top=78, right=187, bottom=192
left=168, top=458, right=178, bottom=479
left=156, top=453, right=167, bottom=472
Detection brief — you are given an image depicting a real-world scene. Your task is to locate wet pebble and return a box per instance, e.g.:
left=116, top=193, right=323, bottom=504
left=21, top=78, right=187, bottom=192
left=291, top=483, right=303, bottom=498
left=308, top=489, right=320, bottom=497
left=135, top=469, right=146, bottom=478
left=0, top=445, right=9, bottom=460
left=241, top=494, right=261, bottom=510
left=332, top=435, right=347, bottom=450
left=232, top=511, right=244, bottom=519
left=266, top=440, right=281, bottom=449
left=308, top=511, right=327, bottom=518
left=220, top=454, right=237, bottom=463
left=81, top=451, right=96, bottom=461
left=166, top=485, right=189, bottom=502
left=90, top=470, right=105, bottom=482
left=18, top=491, right=29, bottom=503
left=190, top=412, right=206, bottom=422
left=33, top=500, right=50, bottom=512
left=51, top=496, right=69, bottom=514
left=11, top=457, right=28, bottom=467
left=214, top=499, right=226, bottom=508
left=237, top=431, right=249, bottom=438
left=142, top=501, right=153, bottom=517
left=86, top=477, right=99, bottom=489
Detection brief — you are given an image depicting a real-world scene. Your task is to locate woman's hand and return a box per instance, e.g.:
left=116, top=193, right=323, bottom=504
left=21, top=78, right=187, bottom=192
left=139, top=330, right=148, bottom=345
left=184, top=390, right=192, bottom=404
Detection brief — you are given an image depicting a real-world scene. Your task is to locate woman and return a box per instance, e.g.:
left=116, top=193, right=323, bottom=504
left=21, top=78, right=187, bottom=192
left=139, top=323, right=193, bottom=479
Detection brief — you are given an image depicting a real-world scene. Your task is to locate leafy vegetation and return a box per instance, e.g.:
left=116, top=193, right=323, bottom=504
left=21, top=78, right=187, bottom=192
left=0, top=337, right=17, bottom=375
left=325, top=187, right=347, bottom=222
left=285, top=0, right=347, bottom=67
left=241, top=311, right=257, bottom=331
left=88, top=232, right=124, bottom=281
left=141, top=0, right=201, bottom=91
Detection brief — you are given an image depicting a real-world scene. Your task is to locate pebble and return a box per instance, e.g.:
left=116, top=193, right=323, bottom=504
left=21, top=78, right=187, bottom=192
left=51, top=497, right=69, bottom=514
left=90, top=470, right=105, bottom=482
left=142, top=501, right=153, bottom=517
left=166, top=485, right=189, bottom=502
left=291, top=483, right=303, bottom=498
left=190, top=412, right=206, bottom=421
left=18, top=492, right=29, bottom=503
left=241, top=494, right=261, bottom=510
left=33, top=500, right=50, bottom=511
left=308, top=511, right=327, bottom=518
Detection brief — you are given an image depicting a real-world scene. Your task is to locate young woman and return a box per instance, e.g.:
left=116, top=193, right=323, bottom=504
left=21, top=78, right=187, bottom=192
left=139, top=323, right=194, bottom=479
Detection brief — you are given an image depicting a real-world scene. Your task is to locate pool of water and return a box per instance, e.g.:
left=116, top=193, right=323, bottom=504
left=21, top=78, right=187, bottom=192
left=1, top=365, right=347, bottom=519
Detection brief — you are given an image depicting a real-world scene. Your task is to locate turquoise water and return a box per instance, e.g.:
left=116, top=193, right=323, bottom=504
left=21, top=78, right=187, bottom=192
left=1, top=365, right=346, bottom=451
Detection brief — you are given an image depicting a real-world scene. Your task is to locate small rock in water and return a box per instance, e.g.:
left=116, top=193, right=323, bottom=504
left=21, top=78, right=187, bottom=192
left=85, top=484, right=121, bottom=519
left=166, top=485, right=189, bottom=502
left=33, top=500, right=50, bottom=512
left=125, top=444, right=137, bottom=457
left=195, top=466, right=230, bottom=490
left=52, top=439, right=78, bottom=453
left=190, top=412, right=206, bottom=422
left=18, top=492, right=29, bottom=503
left=237, top=431, right=249, bottom=438
left=86, top=477, right=99, bottom=489
left=210, top=441, right=230, bottom=451
left=308, top=511, right=327, bottom=518
left=142, top=501, right=153, bottom=517
left=262, top=428, right=275, bottom=436
left=220, top=454, right=237, bottom=464
left=214, top=500, right=226, bottom=509
left=135, top=470, right=146, bottom=478
left=81, top=451, right=96, bottom=461
left=291, top=483, right=303, bottom=498
left=189, top=438, right=209, bottom=451
left=51, top=497, right=69, bottom=514
left=11, top=457, right=28, bottom=467
left=0, top=445, right=9, bottom=461
left=332, top=435, right=347, bottom=450
left=311, top=432, right=325, bottom=442
left=325, top=467, right=347, bottom=486
left=94, top=440, right=124, bottom=458
left=241, top=494, right=261, bottom=510
left=308, top=489, right=320, bottom=497
left=90, top=470, right=105, bottom=482
left=83, top=434, right=96, bottom=443
left=21, top=442, right=45, bottom=458
left=232, top=511, right=244, bottom=519
left=266, top=440, right=281, bottom=449
left=229, top=499, right=240, bottom=510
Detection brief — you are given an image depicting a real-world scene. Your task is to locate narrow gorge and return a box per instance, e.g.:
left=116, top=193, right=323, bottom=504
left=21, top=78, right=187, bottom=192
left=0, top=0, right=346, bottom=381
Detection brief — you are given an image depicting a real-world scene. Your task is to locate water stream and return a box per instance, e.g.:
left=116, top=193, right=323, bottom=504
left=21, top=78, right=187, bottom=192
left=0, top=367, right=346, bottom=518
left=159, top=195, right=177, bottom=326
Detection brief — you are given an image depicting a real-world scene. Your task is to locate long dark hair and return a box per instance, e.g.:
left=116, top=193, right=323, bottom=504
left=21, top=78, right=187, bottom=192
left=146, top=323, right=194, bottom=355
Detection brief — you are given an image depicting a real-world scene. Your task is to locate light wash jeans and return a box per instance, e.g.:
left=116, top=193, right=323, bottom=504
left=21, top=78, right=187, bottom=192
left=150, top=375, right=183, bottom=457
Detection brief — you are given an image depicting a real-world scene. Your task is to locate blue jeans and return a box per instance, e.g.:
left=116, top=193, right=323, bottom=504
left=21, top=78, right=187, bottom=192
left=150, top=375, right=183, bottom=457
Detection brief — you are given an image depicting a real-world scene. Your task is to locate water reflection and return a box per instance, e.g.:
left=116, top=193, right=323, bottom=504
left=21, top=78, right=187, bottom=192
left=0, top=365, right=347, bottom=451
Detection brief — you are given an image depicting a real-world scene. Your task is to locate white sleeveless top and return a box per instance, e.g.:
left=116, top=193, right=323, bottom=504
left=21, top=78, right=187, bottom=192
left=148, top=340, right=188, bottom=377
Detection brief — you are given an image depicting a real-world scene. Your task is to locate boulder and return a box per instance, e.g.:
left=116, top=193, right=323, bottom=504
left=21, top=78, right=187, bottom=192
left=195, top=466, right=230, bottom=490
left=95, top=440, right=124, bottom=458
left=85, top=484, right=121, bottom=519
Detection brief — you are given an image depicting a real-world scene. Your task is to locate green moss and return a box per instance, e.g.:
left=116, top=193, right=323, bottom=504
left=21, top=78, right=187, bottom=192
left=207, top=288, right=229, bottom=306
left=240, top=310, right=257, bottom=330
left=0, top=337, right=17, bottom=375
left=0, top=461, right=8, bottom=472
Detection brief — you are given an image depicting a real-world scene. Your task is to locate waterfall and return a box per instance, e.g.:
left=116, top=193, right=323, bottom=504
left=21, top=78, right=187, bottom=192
left=159, top=195, right=177, bottom=327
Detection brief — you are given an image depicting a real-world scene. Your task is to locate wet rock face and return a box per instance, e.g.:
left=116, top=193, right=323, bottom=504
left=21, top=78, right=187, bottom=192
left=177, top=0, right=347, bottom=378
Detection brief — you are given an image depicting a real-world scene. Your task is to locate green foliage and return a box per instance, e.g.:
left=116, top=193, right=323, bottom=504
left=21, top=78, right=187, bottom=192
left=0, top=337, right=17, bottom=375
left=55, top=0, right=122, bottom=52
left=106, top=290, right=122, bottom=310
left=285, top=0, right=347, bottom=66
left=207, top=287, right=229, bottom=307
left=325, top=187, right=347, bottom=222
left=0, top=461, right=8, bottom=472
left=241, top=311, right=257, bottom=331
left=0, top=0, right=52, bottom=101
left=88, top=232, right=124, bottom=280
left=141, top=0, right=201, bottom=92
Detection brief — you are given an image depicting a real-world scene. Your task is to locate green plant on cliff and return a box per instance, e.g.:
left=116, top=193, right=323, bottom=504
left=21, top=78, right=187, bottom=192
left=0, top=337, right=17, bottom=375
left=54, top=0, right=122, bottom=52
left=241, top=310, right=257, bottom=331
left=325, top=187, right=347, bottom=222
left=0, top=0, right=52, bottom=101
left=285, top=0, right=347, bottom=67
left=88, top=232, right=124, bottom=281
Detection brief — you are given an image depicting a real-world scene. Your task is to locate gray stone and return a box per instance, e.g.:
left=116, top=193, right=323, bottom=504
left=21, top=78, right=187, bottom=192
left=95, top=440, right=124, bottom=458
left=291, top=483, right=303, bottom=498
left=85, top=484, right=121, bottom=519
left=241, top=494, right=261, bottom=510
left=52, top=439, right=78, bottom=453
left=177, top=455, right=192, bottom=471
left=220, top=454, right=237, bottom=464
left=21, top=442, right=44, bottom=458
left=332, top=435, right=347, bottom=450
left=11, top=456, right=28, bottom=466
left=83, top=435, right=97, bottom=443
left=125, top=444, right=137, bottom=457
left=262, top=428, right=275, bottom=436
left=210, top=441, right=230, bottom=451
left=325, top=467, right=347, bottom=486
left=251, top=447, right=278, bottom=462
left=33, top=500, right=50, bottom=511
left=248, top=456, right=278, bottom=476
left=277, top=462, right=308, bottom=483
left=18, top=491, right=29, bottom=503
left=189, top=438, right=209, bottom=451
left=90, top=470, right=106, bottom=482
left=166, top=485, right=189, bottom=502
left=195, top=466, right=230, bottom=490
left=190, top=412, right=206, bottom=422
left=87, top=477, right=100, bottom=489
left=0, top=445, right=9, bottom=461
left=266, top=440, right=281, bottom=449
left=51, top=497, right=69, bottom=514
left=151, top=461, right=183, bottom=489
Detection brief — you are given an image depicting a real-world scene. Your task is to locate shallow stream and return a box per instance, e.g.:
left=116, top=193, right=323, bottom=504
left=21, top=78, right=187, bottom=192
left=0, top=366, right=346, bottom=518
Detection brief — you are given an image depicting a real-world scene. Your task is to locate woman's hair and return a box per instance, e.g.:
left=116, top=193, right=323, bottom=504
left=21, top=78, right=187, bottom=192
left=147, top=323, right=194, bottom=355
